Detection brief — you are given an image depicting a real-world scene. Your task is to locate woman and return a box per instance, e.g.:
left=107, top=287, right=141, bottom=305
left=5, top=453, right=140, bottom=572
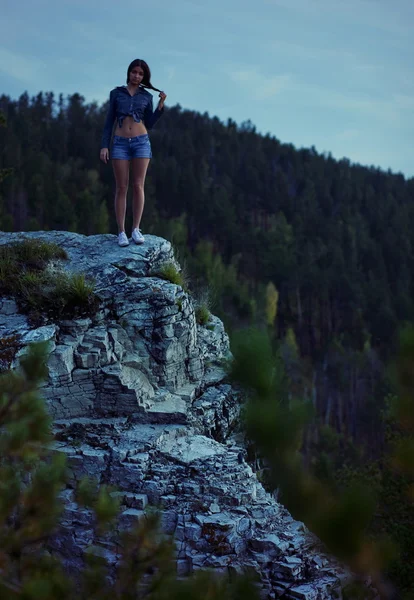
left=100, top=59, right=167, bottom=246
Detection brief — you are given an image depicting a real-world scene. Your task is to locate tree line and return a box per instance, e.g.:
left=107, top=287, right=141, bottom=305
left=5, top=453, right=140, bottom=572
left=0, top=90, right=413, bottom=455
left=1, top=91, right=414, bottom=596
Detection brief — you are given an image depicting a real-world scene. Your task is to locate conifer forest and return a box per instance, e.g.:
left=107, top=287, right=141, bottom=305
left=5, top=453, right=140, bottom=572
left=0, top=91, right=413, bottom=596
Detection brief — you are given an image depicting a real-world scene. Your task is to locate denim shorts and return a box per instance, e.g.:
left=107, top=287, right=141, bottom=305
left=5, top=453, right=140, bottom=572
left=111, top=134, right=152, bottom=160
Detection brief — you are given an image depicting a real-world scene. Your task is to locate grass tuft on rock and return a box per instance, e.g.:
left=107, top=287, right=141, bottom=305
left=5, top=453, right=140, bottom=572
left=195, top=304, right=211, bottom=326
left=0, top=239, right=98, bottom=322
left=156, top=261, right=185, bottom=288
left=14, top=238, right=67, bottom=263
left=193, top=287, right=212, bottom=326
left=0, top=334, right=22, bottom=372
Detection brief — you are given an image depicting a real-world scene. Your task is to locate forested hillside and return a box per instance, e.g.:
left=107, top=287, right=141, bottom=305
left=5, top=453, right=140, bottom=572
left=1, top=91, right=414, bottom=457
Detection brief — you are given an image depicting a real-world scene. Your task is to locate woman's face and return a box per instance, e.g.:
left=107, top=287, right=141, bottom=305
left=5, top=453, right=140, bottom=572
left=129, top=66, right=144, bottom=85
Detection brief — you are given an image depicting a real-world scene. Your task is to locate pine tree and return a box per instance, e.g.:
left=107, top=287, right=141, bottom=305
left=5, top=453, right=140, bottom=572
left=0, top=342, right=259, bottom=600
left=0, top=111, right=13, bottom=185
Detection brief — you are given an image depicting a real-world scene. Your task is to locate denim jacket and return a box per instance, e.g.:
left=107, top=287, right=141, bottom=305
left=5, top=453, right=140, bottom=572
left=101, top=85, right=164, bottom=148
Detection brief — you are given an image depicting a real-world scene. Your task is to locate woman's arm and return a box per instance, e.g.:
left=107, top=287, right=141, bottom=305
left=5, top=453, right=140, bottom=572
left=100, top=89, right=116, bottom=150
left=143, top=91, right=167, bottom=130
left=158, top=91, right=167, bottom=110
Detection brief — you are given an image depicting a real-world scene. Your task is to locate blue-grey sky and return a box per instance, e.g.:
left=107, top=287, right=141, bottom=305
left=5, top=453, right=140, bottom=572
left=1, top=0, right=413, bottom=177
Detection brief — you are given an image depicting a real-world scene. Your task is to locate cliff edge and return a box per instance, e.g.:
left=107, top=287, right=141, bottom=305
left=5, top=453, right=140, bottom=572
left=0, top=231, right=348, bottom=599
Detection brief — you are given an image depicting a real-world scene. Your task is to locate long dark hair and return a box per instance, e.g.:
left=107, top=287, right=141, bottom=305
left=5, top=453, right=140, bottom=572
left=126, top=59, right=162, bottom=92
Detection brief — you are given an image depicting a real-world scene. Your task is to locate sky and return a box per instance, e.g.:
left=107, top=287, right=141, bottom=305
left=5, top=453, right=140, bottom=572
left=1, top=0, right=413, bottom=178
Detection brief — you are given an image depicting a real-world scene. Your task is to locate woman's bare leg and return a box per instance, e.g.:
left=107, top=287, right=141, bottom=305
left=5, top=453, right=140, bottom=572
left=131, top=158, right=150, bottom=230
left=112, top=159, right=130, bottom=233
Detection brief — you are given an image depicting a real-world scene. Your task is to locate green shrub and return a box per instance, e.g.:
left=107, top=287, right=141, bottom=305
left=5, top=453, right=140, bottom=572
left=53, top=272, right=95, bottom=306
left=0, top=239, right=97, bottom=321
left=195, top=304, right=210, bottom=326
left=0, top=252, right=18, bottom=285
left=192, top=286, right=212, bottom=326
left=156, top=262, right=185, bottom=287
left=12, top=238, right=67, bottom=264
left=0, top=334, right=22, bottom=373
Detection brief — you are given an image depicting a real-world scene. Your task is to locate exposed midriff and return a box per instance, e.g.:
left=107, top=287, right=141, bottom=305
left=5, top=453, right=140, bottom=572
left=114, top=115, right=147, bottom=137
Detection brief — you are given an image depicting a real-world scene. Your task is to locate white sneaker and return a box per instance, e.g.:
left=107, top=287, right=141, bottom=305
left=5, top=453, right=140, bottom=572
left=118, top=232, right=129, bottom=247
left=131, top=228, right=145, bottom=244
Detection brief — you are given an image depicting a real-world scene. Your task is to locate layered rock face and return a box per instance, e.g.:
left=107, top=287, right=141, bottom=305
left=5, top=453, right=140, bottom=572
left=0, top=231, right=347, bottom=599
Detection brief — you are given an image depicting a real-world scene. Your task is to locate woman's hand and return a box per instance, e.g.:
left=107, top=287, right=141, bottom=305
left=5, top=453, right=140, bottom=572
left=100, top=148, right=109, bottom=164
left=158, top=91, right=167, bottom=110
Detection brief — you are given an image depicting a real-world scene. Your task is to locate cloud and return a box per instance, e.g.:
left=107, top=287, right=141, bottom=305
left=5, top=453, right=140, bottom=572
left=267, top=40, right=387, bottom=79
left=228, top=63, right=413, bottom=126
left=268, top=39, right=355, bottom=62
left=230, top=68, right=292, bottom=99
left=336, top=129, right=360, bottom=141
left=265, top=0, right=414, bottom=35
left=351, top=63, right=384, bottom=73
left=393, top=94, right=414, bottom=111
left=0, top=47, right=46, bottom=85
left=69, top=20, right=133, bottom=53
left=158, top=49, right=192, bottom=59
left=165, top=66, right=176, bottom=82
left=255, top=76, right=292, bottom=100
left=292, top=83, right=401, bottom=123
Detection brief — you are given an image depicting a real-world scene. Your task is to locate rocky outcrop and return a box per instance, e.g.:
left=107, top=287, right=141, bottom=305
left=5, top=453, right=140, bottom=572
left=0, top=231, right=349, bottom=599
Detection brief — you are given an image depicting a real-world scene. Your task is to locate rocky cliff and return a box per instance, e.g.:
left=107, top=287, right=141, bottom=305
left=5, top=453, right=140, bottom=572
left=0, top=231, right=348, bottom=599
